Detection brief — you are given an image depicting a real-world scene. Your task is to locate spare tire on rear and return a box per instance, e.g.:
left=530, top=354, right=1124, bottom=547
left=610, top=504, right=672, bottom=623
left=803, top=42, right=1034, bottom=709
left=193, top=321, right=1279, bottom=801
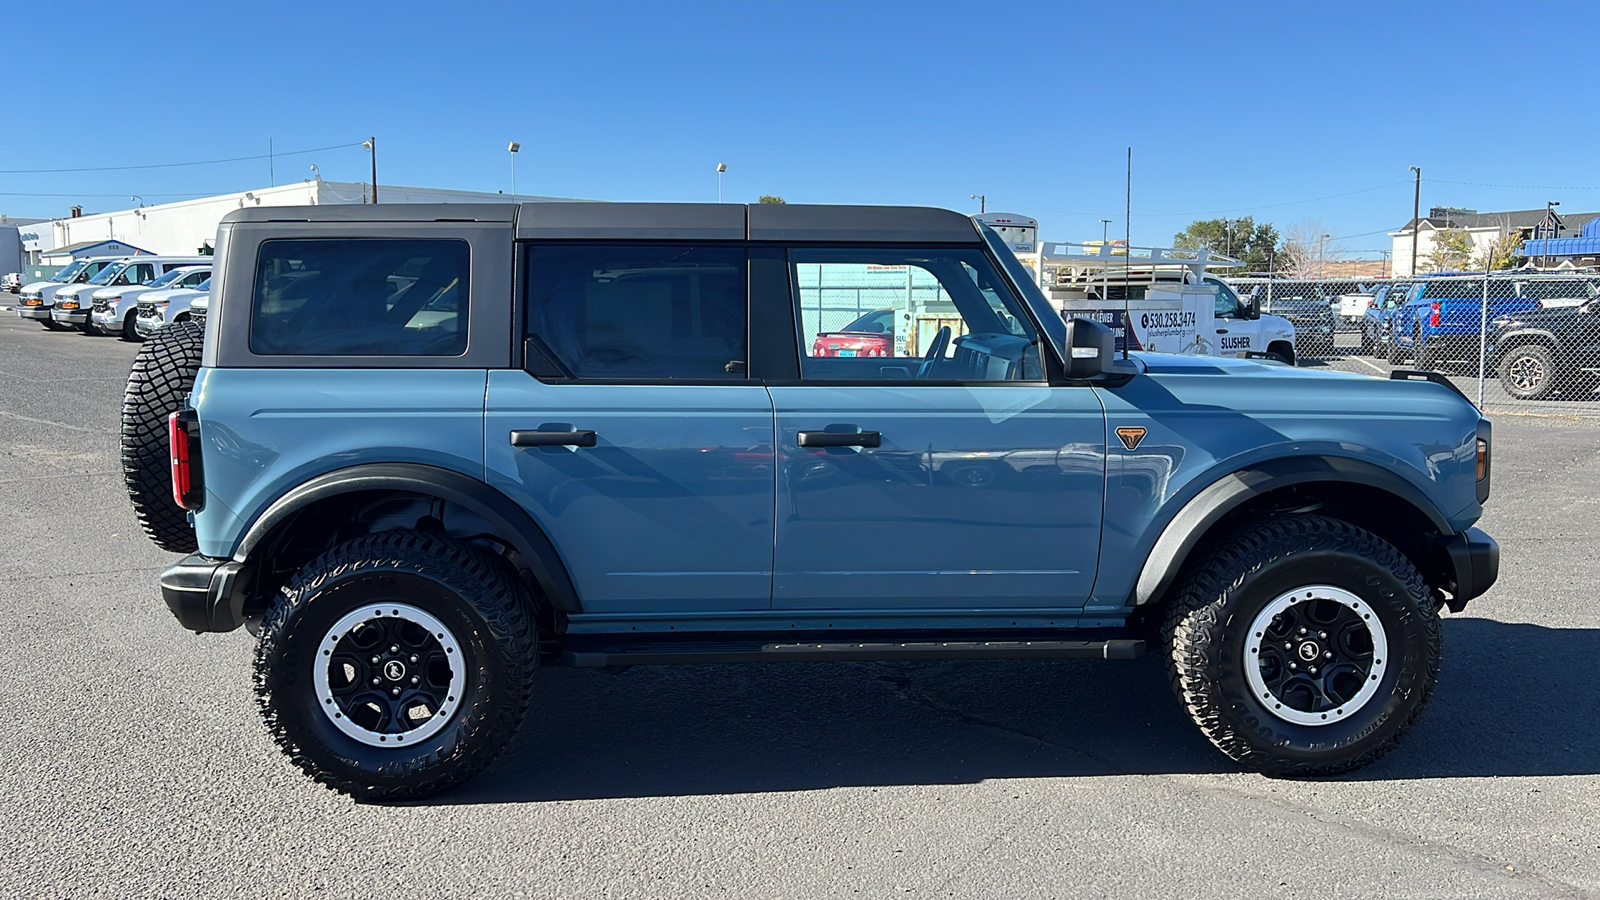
left=121, top=319, right=205, bottom=553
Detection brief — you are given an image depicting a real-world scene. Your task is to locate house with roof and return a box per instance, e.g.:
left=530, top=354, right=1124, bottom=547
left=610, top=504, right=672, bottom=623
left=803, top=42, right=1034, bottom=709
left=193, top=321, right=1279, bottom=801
left=39, top=239, right=153, bottom=265
left=1389, top=207, right=1600, bottom=276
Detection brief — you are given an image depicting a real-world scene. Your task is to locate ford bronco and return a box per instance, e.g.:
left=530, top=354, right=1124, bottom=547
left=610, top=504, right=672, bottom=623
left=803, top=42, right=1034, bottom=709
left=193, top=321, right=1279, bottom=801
left=121, top=202, right=1498, bottom=800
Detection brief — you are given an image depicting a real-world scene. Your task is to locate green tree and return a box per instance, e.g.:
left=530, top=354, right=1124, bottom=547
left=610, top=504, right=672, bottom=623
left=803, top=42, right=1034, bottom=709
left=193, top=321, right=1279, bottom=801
left=758, top=195, right=786, bottom=204
left=1476, top=231, right=1523, bottom=271
left=1424, top=228, right=1474, bottom=272
left=1172, top=217, right=1282, bottom=272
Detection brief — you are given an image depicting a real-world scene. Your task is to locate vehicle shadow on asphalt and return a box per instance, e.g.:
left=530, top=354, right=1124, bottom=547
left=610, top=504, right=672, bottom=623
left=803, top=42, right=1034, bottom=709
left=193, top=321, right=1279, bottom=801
left=438, top=618, right=1597, bottom=804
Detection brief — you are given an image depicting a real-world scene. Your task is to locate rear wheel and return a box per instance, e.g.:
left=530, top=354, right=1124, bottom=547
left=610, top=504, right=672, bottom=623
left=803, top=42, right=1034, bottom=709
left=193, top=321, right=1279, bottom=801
left=254, top=530, right=538, bottom=801
left=1164, top=515, right=1441, bottom=777
left=1414, top=327, right=1438, bottom=369
left=1384, top=331, right=1407, bottom=363
left=120, top=319, right=205, bottom=552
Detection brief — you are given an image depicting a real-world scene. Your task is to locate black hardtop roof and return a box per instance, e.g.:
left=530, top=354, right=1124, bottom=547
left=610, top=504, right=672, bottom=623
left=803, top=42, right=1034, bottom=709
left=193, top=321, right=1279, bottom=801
left=220, top=202, right=980, bottom=243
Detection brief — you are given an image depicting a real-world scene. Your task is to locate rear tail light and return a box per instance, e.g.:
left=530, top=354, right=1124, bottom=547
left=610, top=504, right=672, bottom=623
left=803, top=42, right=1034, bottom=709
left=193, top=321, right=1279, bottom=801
left=168, top=409, right=205, bottom=511
left=1429, top=301, right=1441, bottom=327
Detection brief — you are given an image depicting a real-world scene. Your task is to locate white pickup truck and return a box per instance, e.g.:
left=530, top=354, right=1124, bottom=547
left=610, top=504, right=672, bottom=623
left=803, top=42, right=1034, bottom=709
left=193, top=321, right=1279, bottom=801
left=1011, top=242, right=1300, bottom=364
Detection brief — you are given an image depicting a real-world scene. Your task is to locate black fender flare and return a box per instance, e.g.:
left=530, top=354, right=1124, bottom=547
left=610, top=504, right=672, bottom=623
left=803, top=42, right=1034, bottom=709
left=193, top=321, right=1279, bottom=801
left=1131, top=455, right=1452, bottom=606
left=1489, top=328, right=1561, bottom=362
left=234, top=462, right=582, bottom=613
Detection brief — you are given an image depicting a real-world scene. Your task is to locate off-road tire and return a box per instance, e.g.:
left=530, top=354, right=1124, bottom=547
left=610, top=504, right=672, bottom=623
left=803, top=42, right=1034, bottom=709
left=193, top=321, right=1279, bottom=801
left=1163, top=515, right=1441, bottom=777
left=120, top=319, right=204, bottom=552
left=1499, top=343, right=1557, bottom=401
left=254, top=530, right=538, bottom=802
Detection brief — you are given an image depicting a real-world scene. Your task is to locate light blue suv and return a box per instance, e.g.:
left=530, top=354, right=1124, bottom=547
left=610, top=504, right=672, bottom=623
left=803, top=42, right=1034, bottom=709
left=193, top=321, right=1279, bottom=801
left=121, top=203, right=1499, bottom=800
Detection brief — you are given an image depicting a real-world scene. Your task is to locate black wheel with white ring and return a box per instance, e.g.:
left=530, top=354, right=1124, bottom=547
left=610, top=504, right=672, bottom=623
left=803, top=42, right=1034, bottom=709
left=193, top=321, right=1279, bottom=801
left=1164, top=515, right=1442, bottom=777
left=314, top=603, right=467, bottom=748
left=254, top=530, right=538, bottom=801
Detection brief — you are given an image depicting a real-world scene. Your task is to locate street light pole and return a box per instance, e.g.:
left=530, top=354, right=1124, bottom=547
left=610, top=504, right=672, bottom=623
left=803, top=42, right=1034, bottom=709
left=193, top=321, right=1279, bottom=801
left=1318, top=233, right=1331, bottom=278
left=508, top=141, right=521, bottom=200
left=970, top=194, right=986, bottom=214
left=362, top=137, right=378, bottom=203
left=1408, top=166, right=1421, bottom=276
left=1545, top=200, right=1560, bottom=270
left=1099, top=219, right=1113, bottom=301
left=717, top=162, right=727, bottom=203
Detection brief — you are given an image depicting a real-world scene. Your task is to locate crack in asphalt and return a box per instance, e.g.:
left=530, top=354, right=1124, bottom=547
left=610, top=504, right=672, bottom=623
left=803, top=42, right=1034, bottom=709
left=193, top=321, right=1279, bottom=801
left=1190, top=778, right=1599, bottom=899
left=0, top=471, right=121, bottom=485
left=0, top=410, right=98, bottom=433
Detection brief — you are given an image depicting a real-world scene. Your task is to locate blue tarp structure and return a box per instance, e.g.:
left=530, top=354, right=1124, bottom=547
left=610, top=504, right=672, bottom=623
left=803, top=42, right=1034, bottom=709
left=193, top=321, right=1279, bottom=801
left=1520, top=217, right=1600, bottom=258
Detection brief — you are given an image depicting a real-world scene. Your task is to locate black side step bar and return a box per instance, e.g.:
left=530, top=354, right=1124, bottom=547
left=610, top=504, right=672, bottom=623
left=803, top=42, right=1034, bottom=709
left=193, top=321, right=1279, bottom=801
left=561, top=638, right=1145, bottom=668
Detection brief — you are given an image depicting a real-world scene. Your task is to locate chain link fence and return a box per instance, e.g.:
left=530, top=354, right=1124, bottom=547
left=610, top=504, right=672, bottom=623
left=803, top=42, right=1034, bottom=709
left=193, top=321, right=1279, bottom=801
left=1231, top=273, right=1600, bottom=419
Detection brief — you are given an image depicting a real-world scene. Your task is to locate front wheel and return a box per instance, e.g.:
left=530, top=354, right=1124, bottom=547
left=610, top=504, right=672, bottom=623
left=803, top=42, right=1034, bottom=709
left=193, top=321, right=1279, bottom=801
left=1163, top=515, right=1441, bottom=777
left=40, top=318, right=69, bottom=331
left=254, top=530, right=538, bottom=801
left=120, top=309, right=144, bottom=342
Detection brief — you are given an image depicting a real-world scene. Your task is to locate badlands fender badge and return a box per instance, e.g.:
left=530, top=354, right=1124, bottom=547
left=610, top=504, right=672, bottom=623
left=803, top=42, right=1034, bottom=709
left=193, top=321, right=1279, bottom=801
left=1115, top=426, right=1147, bottom=451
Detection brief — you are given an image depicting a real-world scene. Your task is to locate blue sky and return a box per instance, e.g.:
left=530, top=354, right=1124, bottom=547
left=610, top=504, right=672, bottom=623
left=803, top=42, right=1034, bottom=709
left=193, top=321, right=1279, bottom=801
left=3, top=0, right=1597, bottom=259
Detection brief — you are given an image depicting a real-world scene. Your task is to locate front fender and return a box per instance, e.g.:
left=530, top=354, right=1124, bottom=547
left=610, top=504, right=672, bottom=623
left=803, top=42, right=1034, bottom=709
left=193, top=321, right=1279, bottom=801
left=1126, top=455, right=1451, bottom=607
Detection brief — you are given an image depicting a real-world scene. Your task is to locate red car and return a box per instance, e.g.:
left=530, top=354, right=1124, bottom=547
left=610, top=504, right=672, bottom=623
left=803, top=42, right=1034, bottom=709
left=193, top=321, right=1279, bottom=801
left=811, top=308, right=895, bottom=358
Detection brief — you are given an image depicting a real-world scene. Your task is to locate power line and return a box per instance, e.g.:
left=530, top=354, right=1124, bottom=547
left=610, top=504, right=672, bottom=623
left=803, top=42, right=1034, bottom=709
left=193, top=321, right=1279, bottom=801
left=0, top=141, right=362, bottom=175
left=1430, top=179, right=1600, bottom=191
left=1004, top=180, right=1411, bottom=220
left=0, top=191, right=239, bottom=199
left=1138, top=181, right=1411, bottom=217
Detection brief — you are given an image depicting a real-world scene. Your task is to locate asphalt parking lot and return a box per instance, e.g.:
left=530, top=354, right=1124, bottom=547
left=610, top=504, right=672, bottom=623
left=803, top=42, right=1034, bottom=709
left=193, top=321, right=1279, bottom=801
left=2, top=312, right=1598, bottom=899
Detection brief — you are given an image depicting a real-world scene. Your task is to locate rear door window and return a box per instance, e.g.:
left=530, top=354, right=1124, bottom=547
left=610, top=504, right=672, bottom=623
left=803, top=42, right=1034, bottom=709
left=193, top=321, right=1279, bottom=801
left=250, top=239, right=469, bottom=356
left=524, top=244, right=748, bottom=380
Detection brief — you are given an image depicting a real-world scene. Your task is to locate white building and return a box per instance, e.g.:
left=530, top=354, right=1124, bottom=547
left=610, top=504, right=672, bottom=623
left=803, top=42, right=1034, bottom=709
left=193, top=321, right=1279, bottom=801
left=22, top=181, right=576, bottom=266
left=1390, top=207, right=1600, bottom=276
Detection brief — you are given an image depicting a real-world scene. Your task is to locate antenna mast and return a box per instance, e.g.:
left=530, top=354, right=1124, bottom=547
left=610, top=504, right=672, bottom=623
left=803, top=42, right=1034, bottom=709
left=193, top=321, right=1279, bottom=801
left=1124, top=147, right=1132, bottom=359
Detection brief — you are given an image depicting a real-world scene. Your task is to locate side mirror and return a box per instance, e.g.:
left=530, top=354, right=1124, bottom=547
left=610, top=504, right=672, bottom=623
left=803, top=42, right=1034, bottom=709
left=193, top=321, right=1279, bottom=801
left=1063, top=317, right=1115, bottom=379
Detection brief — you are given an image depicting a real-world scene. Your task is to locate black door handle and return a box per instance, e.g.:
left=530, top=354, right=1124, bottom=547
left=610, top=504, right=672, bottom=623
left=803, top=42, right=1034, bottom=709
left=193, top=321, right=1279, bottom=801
left=1216, top=329, right=1229, bottom=334
left=510, top=430, right=597, bottom=448
left=798, top=430, right=881, bottom=448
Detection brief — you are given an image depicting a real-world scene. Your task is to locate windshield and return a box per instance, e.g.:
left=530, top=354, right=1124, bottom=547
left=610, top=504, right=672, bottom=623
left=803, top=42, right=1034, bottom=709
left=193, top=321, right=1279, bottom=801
left=147, top=269, right=188, bottom=289
left=52, top=260, right=88, bottom=282
left=979, top=222, right=1066, bottom=361
left=88, top=263, right=126, bottom=286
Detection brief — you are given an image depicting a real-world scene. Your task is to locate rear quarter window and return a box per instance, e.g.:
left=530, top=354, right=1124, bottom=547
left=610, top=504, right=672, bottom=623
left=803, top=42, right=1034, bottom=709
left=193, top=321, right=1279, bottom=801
left=250, top=239, right=469, bottom=356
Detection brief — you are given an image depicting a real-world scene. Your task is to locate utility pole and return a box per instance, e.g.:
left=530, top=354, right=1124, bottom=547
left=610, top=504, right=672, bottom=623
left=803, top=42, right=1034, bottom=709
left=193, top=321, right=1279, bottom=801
left=1408, top=166, right=1421, bottom=276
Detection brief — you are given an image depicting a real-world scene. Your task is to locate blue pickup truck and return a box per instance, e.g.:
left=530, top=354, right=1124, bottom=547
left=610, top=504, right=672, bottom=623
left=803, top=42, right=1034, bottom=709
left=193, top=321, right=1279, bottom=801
left=119, top=202, right=1498, bottom=800
left=1389, top=276, right=1534, bottom=368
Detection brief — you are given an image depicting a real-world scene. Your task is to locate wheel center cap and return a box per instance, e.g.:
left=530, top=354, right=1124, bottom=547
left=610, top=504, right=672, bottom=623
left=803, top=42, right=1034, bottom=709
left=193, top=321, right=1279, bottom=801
left=382, top=660, right=407, bottom=682
left=1297, top=641, right=1321, bottom=662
